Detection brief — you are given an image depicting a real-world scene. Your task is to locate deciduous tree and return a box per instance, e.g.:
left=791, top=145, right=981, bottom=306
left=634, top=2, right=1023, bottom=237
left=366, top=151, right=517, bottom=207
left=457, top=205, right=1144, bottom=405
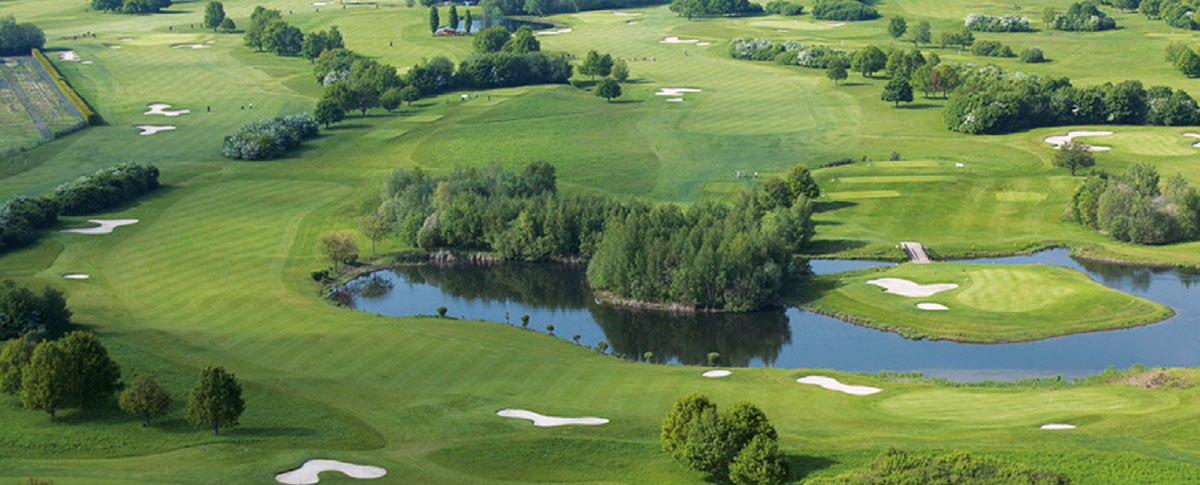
left=882, top=76, right=914, bottom=107
left=20, top=341, right=70, bottom=417
left=119, top=374, right=171, bottom=427
left=888, top=16, right=907, bottom=41
left=1054, top=141, right=1095, bottom=176
left=185, top=366, right=245, bottom=435
left=203, top=2, right=225, bottom=31
left=319, top=230, right=359, bottom=267
left=59, top=331, right=122, bottom=407
left=595, top=78, right=621, bottom=102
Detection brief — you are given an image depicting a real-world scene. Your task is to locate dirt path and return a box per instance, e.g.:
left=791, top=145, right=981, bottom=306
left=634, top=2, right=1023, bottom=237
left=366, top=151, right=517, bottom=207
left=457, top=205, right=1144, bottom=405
left=901, top=241, right=930, bottom=264
left=0, top=63, right=51, bottom=139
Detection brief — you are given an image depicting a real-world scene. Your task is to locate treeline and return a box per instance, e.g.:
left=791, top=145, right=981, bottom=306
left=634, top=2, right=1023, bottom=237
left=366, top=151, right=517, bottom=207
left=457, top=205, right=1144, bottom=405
left=373, top=162, right=816, bottom=312
left=0, top=280, right=70, bottom=340
left=811, top=448, right=1068, bottom=484
left=463, top=0, right=667, bottom=16
left=1053, top=1, right=1117, bottom=31
left=1138, top=0, right=1200, bottom=30
left=812, top=0, right=879, bottom=21
left=729, top=38, right=850, bottom=69
left=1, top=163, right=159, bottom=254
left=222, top=114, right=319, bottom=160
left=669, top=0, right=763, bottom=19
left=0, top=15, right=44, bottom=55
left=945, top=74, right=1200, bottom=134
left=244, top=7, right=309, bottom=56
left=1167, top=42, right=1200, bottom=77
left=91, top=0, right=171, bottom=14
left=1071, top=163, right=1200, bottom=245
left=965, top=13, right=1032, bottom=32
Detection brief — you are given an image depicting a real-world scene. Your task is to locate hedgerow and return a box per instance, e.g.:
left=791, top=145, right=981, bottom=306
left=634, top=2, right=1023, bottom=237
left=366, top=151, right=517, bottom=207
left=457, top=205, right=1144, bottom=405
left=222, top=114, right=319, bottom=161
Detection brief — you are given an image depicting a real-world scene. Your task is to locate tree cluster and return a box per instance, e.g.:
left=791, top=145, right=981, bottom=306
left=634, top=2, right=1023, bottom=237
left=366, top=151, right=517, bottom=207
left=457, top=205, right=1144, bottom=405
left=0, top=280, right=70, bottom=341
left=728, top=38, right=850, bottom=69
left=660, top=394, right=789, bottom=485
left=944, top=73, right=1200, bottom=134
left=938, top=27, right=975, bottom=49
left=1071, top=164, right=1200, bottom=245
left=0, top=163, right=158, bottom=255
left=1166, top=41, right=1200, bottom=77
left=1, top=331, right=120, bottom=418
left=813, top=448, right=1069, bottom=485
left=1054, top=1, right=1117, bottom=31
left=91, top=0, right=171, bottom=14
left=301, top=26, right=345, bottom=63
left=812, top=0, right=879, bottom=21
left=459, top=51, right=571, bottom=89
left=469, top=0, right=665, bottom=16
left=669, top=0, right=763, bottom=19
left=244, top=7, right=303, bottom=56
left=764, top=1, right=804, bottom=15
left=0, top=15, right=45, bottom=56
left=221, top=114, right=319, bottom=160
left=1139, top=0, right=1200, bottom=30
left=971, top=40, right=1015, bottom=58
left=964, top=14, right=1033, bottom=32
left=911, top=62, right=958, bottom=98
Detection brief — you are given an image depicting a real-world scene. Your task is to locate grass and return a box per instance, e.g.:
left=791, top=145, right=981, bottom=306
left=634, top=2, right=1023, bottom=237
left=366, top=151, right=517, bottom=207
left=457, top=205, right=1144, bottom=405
left=793, top=263, right=1174, bottom=343
left=0, top=0, right=1197, bottom=482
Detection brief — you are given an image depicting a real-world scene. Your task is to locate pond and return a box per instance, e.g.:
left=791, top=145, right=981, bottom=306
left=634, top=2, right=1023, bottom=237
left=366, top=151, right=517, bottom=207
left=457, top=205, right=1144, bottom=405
left=340, top=249, right=1200, bottom=381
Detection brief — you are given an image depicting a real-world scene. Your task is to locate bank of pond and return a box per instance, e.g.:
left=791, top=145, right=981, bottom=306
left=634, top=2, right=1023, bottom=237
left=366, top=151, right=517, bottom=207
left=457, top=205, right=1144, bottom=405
left=338, top=249, right=1199, bottom=382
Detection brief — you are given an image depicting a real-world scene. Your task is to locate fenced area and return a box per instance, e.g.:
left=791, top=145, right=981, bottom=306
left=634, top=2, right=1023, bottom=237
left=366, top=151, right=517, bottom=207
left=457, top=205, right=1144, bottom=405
left=0, top=55, right=88, bottom=170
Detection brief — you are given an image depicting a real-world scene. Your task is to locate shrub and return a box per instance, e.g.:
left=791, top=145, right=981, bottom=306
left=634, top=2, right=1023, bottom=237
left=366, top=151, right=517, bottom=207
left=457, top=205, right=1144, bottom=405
left=51, top=163, right=160, bottom=216
left=812, top=0, right=879, bottom=20
left=436, top=306, right=447, bottom=317
left=0, top=16, right=45, bottom=56
left=729, top=38, right=850, bottom=69
left=764, top=1, right=803, bottom=15
left=815, top=448, right=1069, bottom=484
left=971, top=40, right=1015, bottom=57
left=1021, top=46, right=1046, bottom=63
left=30, top=49, right=96, bottom=124
left=964, top=14, right=1033, bottom=32
left=92, top=0, right=172, bottom=14
left=222, top=113, right=319, bottom=160
left=1055, top=1, right=1117, bottom=31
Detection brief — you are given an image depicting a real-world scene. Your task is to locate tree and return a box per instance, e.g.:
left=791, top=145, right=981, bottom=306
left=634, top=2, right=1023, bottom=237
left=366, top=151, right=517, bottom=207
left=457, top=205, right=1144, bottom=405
left=360, top=212, right=393, bottom=256
left=0, top=16, right=45, bottom=56
left=661, top=393, right=716, bottom=452
left=676, top=407, right=733, bottom=476
left=244, top=7, right=282, bottom=51
left=203, top=2, right=225, bottom=31
left=595, top=78, right=621, bottom=102
left=319, top=230, right=359, bottom=267
left=1054, top=141, right=1095, bottom=176
left=20, top=341, right=70, bottom=417
left=784, top=164, right=820, bottom=200
left=882, top=76, right=914, bottom=107
left=728, top=435, right=789, bottom=485
left=59, top=331, right=122, bottom=407
left=263, top=20, right=303, bottom=56
left=315, top=97, right=345, bottom=128
left=218, top=17, right=236, bottom=32
left=324, top=82, right=355, bottom=112
left=464, top=10, right=473, bottom=33
left=1176, top=48, right=1200, bottom=78
left=503, top=25, right=540, bottom=53
left=888, top=16, right=907, bottom=41
left=1041, top=6, right=1057, bottom=27
left=1020, top=46, right=1045, bottom=63
left=352, top=80, right=380, bottom=115
left=185, top=366, right=245, bottom=435
left=400, top=85, right=420, bottom=106
left=612, top=59, right=629, bottom=82
left=436, top=306, right=448, bottom=317
left=429, top=6, right=439, bottom=34
left=0, top=335, right=36, bottom=394
left=1127, top=162, right=1162, bottom=197
left=449, top=4, right=459, bottom=30
left=580, top=50, right=614, bottom=79
left=520, top=314, right=530, bottom=328
left=545, top=324, right=554, bottom=334
left=301, top=33, right=327, bottom=63
left=826, top=58, right=848, bottom=85
left=474, top=25, right=510, bottom=52
left=911, top=19, right=931, bottom=47
left=119, top=374, right=171, bottom=427
left=380, top=87, right=403, bottom=112
left=851, top=46, right=886, bottom=78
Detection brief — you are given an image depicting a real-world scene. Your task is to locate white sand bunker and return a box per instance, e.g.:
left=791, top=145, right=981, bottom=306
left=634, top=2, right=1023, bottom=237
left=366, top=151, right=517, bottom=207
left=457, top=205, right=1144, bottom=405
left=817, top=21, right=846, bottom=27
left=60, top=219, right=138, bottom=235
left=534, top=28, right=572, bottom=35
left=144, top=103, right=190, bottom=117
left=797, top=376, right=881, bottom=396
left=1044, top=131, right=1113, bottom=151
left=661, top=36, right=699, bottom=43
left=496, top=409, right=608, bottom=427
left=613, top=11, right=641, bottom=15
left=170, top=44, right=211, bottom=49
left=137, top=125, right=175, bottom=135
left=1041, top=423, right=1076, bottom=430
left=107, top=45, right=121, bottom=49
left=57, top=51, right=80, bottom=61
left=697, top=42, right=711, bottom=46
left=1183, top=133, right=1200, bottom=147
left=62, top=274, right=90, bottom=279
left=703, top=370, right=731, bottom=378
left=655, top=88, right=701, bottom=97
left=917, top=302, right=949, bottom=310
left=81, top=61, right=94, bottom=65
left=665, top=98, right=683, bottom=102
left=205, top=40, right=215, bottom=44
left=274, top=460, right=386, bottom=485
left=312, top=1, right=328, bottom=5
left=867, top=278, right=958, bottom=298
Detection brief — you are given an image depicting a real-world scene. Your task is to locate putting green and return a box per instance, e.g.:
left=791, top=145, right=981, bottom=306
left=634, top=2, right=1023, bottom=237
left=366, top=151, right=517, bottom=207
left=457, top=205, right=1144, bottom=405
left=1103, top=132, right=1197, bottom=157
left=793, top=263, right=1173, bottom=342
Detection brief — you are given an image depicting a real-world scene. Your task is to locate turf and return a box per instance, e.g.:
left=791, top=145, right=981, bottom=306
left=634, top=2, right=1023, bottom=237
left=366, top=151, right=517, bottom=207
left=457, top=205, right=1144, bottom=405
left=0, top=0, right=1199, bottom=483
left=793, top=263, right=1174, bottom=343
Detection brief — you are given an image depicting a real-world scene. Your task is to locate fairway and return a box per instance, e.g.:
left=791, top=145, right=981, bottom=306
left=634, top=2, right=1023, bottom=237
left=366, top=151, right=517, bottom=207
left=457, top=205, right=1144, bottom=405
left=2, top=0, right=1200, bottom=482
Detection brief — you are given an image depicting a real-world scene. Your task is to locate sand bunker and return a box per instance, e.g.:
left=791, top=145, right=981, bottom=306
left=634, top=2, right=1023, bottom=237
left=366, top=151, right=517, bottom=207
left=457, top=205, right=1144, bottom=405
left=312, top=1, right=328, bottom=5
left=170, top=44, right=211, bottom=49
left=81, top=61, right=94, bottom=65
left=274, top=460, right=386, bottom=484
left=205, top=40, right=215, bottom=44
left=655, top=88, right=701, bottom=97
left=702, top=370, right=732, bottom=378
left=917, top=302, right=949, bottom=311
left=57, top=51, right=80, bottom=61
left=144, top=103, right=190, bottom=117
left=696, top=42, right=712, bottom=46
left=665, top=98, right=683, bottom=102
left=1040, top=423, right=1076, bottom=430
left=136, top=125, right=176, bottom=135
left=661, top=36, right=699, bottom=43
left=60, top=219, right=138, bottom=235
left=613, top=11, right=641, bottom=15
left=796, top=376, right=881, bottom=396
left=1183, top=133, right=1200, bottom=147
left=1044, top=131, right=1113, bottom=151
left=534, top=28, right=572, bottom=35
left=867, top=278, right=958, bottom=298
left=107, top=45, right=121, bottom=49
left=496, top=409, right=609, bottom=427
left=817, top=21, right=846, bottom=27
left=62, top=274, right=90, bottom=279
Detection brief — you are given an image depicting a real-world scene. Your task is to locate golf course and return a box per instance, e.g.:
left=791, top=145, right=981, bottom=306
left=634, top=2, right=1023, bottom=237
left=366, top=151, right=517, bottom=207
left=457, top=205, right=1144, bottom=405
left=2, top=0, right=1200, bottom=483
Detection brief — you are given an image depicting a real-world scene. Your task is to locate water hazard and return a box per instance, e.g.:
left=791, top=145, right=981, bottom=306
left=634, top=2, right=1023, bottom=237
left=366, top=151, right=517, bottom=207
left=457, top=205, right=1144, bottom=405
left=341, top=249, right=1199, bottom=381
